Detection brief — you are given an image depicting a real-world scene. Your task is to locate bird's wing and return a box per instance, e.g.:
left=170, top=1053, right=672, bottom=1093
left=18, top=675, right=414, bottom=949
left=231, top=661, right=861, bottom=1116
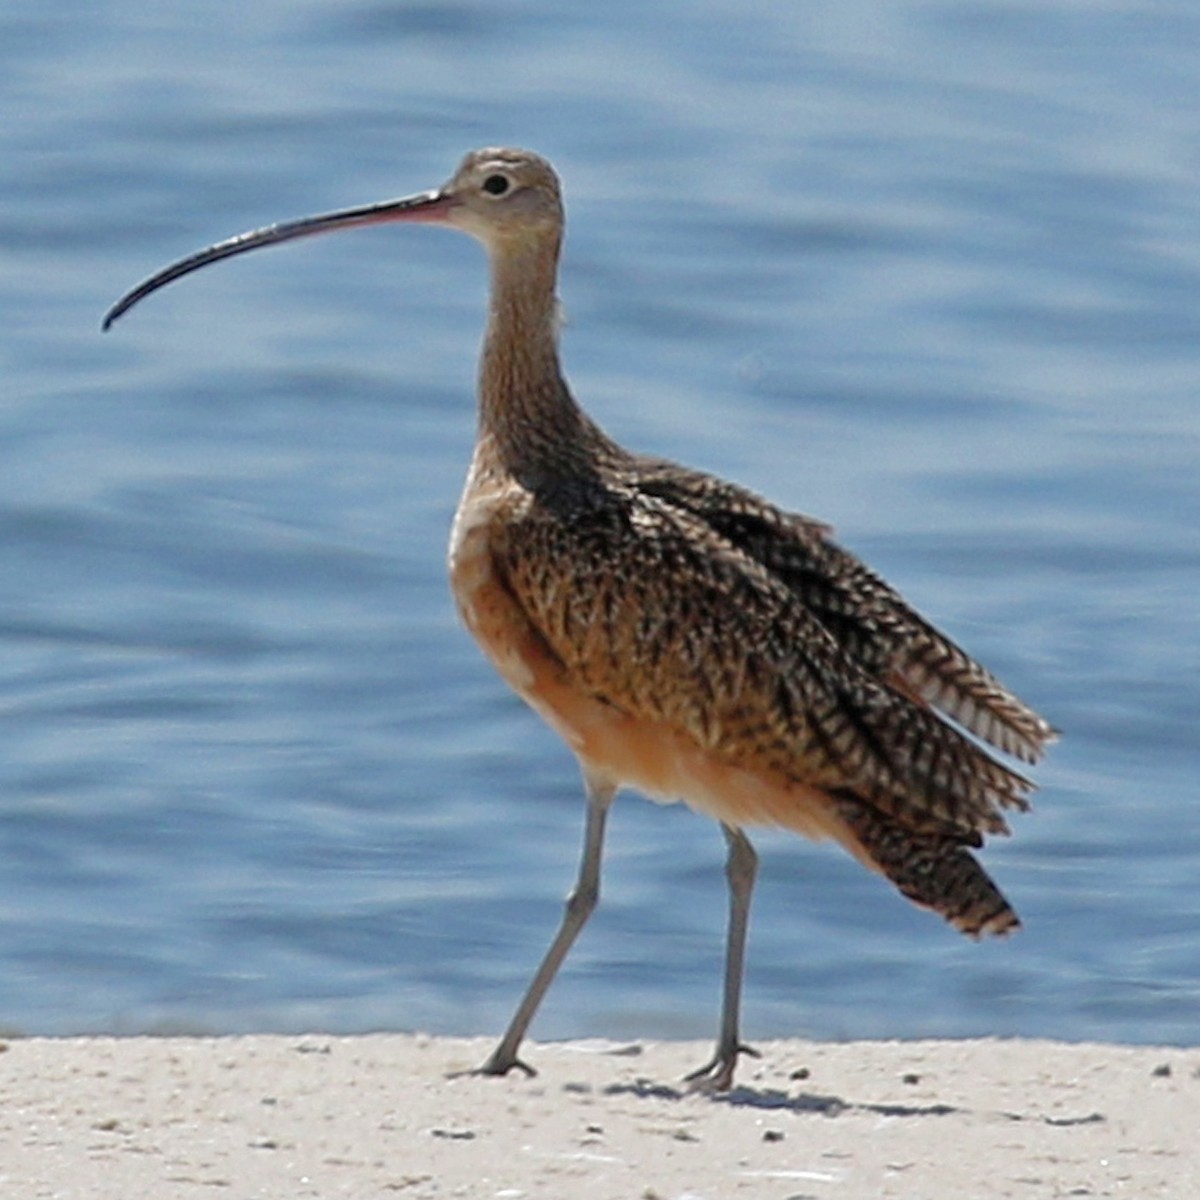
left=491, top=480, right=1033, bottom=842
left=632, top=459, right=1057, bottom=765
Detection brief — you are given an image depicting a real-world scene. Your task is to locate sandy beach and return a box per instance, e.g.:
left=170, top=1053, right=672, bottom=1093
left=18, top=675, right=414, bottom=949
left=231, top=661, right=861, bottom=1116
left=1, top=1033, right=1195, bottom=1198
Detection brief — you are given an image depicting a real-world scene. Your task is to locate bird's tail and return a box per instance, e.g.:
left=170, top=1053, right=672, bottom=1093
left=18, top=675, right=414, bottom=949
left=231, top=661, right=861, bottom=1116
left=834, top=794, right=1019, bottom=937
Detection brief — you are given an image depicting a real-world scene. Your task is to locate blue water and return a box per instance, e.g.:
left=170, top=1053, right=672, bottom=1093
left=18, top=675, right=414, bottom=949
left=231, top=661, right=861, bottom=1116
left=2, top=1, right=1197, bottom=1048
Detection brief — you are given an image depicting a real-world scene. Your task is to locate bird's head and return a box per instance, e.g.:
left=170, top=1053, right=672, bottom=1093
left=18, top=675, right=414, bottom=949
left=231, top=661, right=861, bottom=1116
left=102, top=146, right=563, bottom=329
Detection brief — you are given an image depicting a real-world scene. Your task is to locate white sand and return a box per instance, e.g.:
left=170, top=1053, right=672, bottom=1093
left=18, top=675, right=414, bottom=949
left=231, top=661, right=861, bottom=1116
left=1, top=1033, right=1195, bottom=1198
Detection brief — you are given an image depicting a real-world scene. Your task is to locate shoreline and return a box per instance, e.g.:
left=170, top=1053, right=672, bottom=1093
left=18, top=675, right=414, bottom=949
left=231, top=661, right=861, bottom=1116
left=2, top=1033, right=1195, bottom=1197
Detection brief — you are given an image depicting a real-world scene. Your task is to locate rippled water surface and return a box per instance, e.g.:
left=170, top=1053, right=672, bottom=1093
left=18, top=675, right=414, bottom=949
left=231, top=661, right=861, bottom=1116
left=2, top=1, right=1197, bottom=1047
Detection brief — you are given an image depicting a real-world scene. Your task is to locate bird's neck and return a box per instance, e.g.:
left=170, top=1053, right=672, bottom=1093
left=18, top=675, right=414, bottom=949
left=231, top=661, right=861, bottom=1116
left=476, top=236, right=606, bottom=486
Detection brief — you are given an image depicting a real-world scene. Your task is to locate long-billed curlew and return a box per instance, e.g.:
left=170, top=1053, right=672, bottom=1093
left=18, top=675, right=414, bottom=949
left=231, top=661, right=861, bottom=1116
left=104, top=147, right=1056, bottom=1090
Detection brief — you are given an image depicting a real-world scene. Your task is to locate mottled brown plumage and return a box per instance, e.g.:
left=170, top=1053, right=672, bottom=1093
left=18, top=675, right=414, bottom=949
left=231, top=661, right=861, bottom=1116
left=103, top=146, right=1057, bottom=1092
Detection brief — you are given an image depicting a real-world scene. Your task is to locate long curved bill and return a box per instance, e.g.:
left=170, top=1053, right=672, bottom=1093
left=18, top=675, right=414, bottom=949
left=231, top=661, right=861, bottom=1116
left=102, top=188, right=457, bottom=330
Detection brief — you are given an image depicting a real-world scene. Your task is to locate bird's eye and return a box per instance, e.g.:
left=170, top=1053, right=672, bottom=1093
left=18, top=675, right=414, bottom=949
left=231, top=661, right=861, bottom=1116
left=482, top=173, right=511, bottom=197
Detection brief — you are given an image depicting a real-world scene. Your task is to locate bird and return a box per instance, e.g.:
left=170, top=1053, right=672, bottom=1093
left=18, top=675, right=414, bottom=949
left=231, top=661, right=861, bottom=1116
left=104, top=146, right=1056, bottom=1090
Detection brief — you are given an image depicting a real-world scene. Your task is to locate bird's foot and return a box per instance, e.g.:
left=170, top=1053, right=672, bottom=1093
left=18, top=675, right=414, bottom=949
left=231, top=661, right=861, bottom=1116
left=470, top=1044, right=538, bottom=1080
left=683, top=1040, right=761, bottom=1092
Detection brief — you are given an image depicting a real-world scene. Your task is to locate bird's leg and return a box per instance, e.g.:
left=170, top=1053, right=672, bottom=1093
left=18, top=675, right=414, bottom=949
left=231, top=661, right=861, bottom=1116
left=477, top=770, right=616, bottom=1079
left=685, top=823, right=760, bottom=1091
